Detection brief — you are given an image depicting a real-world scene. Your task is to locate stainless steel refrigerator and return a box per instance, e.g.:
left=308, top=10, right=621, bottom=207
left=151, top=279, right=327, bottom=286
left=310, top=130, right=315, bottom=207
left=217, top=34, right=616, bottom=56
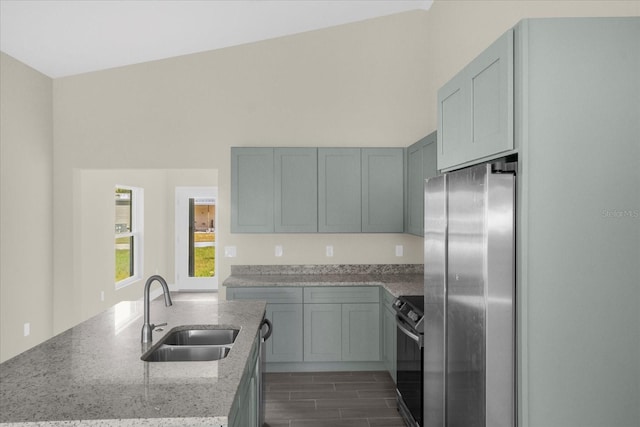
left=423, top=159, right=516, bottom=427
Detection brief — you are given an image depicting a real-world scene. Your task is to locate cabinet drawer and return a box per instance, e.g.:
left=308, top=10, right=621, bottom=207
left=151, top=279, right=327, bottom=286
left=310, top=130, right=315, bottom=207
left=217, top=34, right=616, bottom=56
left=227, top=287, right=303, bottom=304
left=304, top=287, right=380, bottom=304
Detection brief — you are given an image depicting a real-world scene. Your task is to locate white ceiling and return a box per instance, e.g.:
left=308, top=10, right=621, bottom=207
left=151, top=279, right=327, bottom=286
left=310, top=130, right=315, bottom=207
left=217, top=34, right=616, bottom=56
left=0, top=0, right=432, bottom=78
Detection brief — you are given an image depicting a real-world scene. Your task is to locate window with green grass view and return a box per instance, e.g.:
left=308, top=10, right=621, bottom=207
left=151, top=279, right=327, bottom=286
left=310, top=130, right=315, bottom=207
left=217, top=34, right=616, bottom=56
left=189, top=198, right=215, bottom=277
left=115, top=187, right=142, bottom=286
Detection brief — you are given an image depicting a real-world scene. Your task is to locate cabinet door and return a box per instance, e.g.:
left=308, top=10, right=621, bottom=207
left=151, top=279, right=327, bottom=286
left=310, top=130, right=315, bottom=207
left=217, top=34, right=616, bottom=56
left=466, top=28, right=513, bottom=162
left=318, top=148, right=361, bottom=232
left=266, top=303, right=303, bottom=362
left=406, top=140, right=424, bottom=236
left=275, top=148, right=318, bottom=232
left=437, top=29, right=513, bottom=170
left=304, top=303, right=342, bottom=361
left=249, top=365, right=258, bottom=427
left=382, top=304, right=397, bottom=383
left=362, top=148, right=404, bottom=233
left=230, top=148, right=274, bottom=232
left=437, top=74, right=468, bottom=170
left=342, top=303, right=380, bottom=362
left=229, top=396, right=241, bottom=427
left=406, top=132, right=437, bottom=236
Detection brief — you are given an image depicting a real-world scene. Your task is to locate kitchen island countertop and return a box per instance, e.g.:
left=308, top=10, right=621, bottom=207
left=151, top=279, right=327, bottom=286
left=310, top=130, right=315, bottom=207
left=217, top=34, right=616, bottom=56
left=0, top=294, right=266, bottom=427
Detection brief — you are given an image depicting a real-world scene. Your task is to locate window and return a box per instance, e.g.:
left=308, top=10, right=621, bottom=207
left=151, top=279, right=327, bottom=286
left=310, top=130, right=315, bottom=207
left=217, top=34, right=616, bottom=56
left=115, top=186, right=143, bottom=288
left=175, top=187, right=218, bottom=290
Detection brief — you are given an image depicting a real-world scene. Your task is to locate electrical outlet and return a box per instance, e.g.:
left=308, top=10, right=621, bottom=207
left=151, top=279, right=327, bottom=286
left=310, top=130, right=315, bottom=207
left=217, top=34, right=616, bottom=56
left=326, top=245, right=334, bottom=257
left=275, top=245, right=283, bottom=257
left=23, top=322, right=30, bottom=337
left=100, top=291, right=105, bottom=302
left=224, top=246, right=237, bottom=258
left=395, top=245, right=404, bottom=257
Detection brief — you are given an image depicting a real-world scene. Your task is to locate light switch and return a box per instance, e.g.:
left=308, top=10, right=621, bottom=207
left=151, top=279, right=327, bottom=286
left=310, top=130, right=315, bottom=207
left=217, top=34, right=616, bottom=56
left=224, top=246, right=237, bottom=258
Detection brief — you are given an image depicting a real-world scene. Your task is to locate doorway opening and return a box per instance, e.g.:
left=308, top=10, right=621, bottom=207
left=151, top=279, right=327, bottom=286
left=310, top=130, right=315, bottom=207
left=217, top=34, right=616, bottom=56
left=175, top=187, right=217, bottom=290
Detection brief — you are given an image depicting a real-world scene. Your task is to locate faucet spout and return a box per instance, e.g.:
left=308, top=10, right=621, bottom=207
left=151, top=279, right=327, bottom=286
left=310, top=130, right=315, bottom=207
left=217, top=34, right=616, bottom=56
left=141, top=275, right=173, bottom=343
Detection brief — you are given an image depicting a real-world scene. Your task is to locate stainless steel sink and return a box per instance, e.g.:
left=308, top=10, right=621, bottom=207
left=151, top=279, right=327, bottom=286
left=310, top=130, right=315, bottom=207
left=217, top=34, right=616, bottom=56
left=141, top=326, right=239, bottom=362
left=162, top=328, right=239, bottom=346
left=142, top=344, right=230, bottom=362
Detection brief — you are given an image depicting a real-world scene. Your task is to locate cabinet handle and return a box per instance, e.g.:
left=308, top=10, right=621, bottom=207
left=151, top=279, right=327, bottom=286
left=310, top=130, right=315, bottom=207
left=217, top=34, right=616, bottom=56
left=261, top=318, right=273, bottom=341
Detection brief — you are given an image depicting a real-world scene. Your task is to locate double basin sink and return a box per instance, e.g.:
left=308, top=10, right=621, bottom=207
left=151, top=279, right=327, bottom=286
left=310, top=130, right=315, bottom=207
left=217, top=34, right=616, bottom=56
left=142, top=327, right=239, bottom=362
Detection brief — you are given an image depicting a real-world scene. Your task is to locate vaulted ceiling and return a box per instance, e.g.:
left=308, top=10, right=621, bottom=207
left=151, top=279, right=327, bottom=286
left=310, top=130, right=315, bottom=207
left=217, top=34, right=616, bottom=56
left=0, top=0, right=432, bottom=78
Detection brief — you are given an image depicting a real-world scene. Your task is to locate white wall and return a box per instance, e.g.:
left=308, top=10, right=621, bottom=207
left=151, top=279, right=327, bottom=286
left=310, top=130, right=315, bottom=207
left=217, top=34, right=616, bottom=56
left=0, top=52, right=53, bottom=362
left=52, top=11, right=432, bottom=333
left=76, top=168, right=217, bottom=318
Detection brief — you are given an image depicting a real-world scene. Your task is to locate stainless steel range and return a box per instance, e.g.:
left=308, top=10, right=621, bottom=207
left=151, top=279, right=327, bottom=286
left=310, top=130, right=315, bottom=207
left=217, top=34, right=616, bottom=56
left=393, top=295, right=424, bottom=427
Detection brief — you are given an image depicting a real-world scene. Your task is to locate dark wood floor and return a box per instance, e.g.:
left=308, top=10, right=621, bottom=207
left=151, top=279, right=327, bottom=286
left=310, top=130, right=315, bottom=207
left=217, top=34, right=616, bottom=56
left=264, top=371, right=406, bottom=427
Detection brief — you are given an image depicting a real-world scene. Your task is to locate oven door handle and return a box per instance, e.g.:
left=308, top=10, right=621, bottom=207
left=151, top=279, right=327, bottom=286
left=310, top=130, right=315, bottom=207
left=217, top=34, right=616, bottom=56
left=396, top=315, right=423, bottom=348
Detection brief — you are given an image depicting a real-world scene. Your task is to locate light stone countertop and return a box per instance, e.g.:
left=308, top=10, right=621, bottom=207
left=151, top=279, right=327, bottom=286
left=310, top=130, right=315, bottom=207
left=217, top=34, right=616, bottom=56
left=0, top=294, right=266, bottom=427
left=222, top=264, right=424, bottom=297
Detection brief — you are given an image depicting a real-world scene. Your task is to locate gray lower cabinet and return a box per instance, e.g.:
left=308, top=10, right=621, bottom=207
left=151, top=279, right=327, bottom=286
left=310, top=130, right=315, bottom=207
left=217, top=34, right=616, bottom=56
left=229, top=331, right=260, bottom=427
left=227, top=287, right=303, bottom=363
left=342, top=303, right=380, bottom=361
left=303, top=303, right=342, bottom=362
left=406, top=132, right=438, bottom=236
left=266, top=303, right=303, bottom=362
left=303, top=302, right=380, bottom=362
left=381, top=288, right=397, bottom=382
left=228, top=286, right=381, bottom=366
left=303, top=287, right=380, bottom=363
left=437, top=28, right=514, bottom=170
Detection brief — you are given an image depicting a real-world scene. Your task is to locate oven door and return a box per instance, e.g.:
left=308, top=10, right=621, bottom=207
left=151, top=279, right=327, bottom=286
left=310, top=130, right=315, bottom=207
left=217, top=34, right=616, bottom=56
left=396, top=316, right=423, bottom=427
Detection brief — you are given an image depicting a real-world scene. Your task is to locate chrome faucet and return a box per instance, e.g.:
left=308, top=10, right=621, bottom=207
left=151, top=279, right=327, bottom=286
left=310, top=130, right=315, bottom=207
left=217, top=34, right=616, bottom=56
left=141, top=275, right=173, bottom=343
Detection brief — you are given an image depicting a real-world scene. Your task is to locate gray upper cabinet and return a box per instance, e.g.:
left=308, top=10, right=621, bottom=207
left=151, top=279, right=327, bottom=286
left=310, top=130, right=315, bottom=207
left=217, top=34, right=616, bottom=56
left=318, top=148, right=362, bottom=233
left=362, top=148, right=404, bottom=233
left=275, top=148, right=318, bottom=232
left=438, top=29, right=514, bottom=170
left=231, top=147, right=274, bottom=233
left=406, top=132, right=437, bottom=236
left=233, top=146, right=404, bottom=233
